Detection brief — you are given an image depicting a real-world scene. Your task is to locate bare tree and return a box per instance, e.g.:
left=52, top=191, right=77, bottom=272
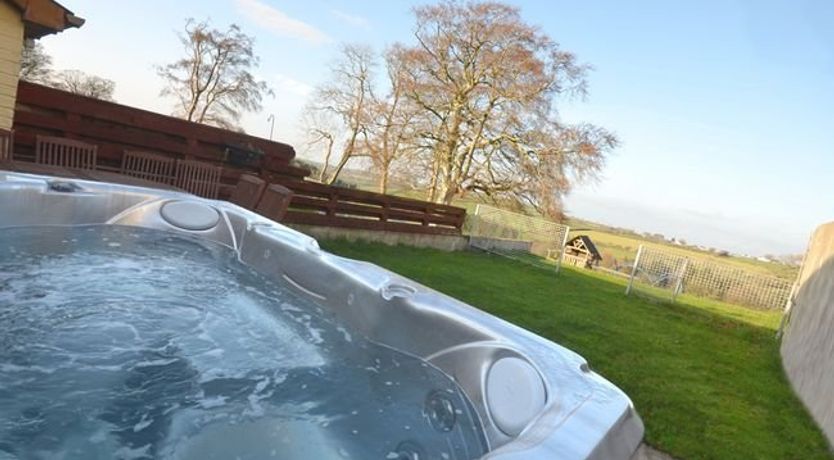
left=157, top=19, right=271, bottom=130
left=19, top=39, right=52, bottom=83
left=361, top=48, right=418, bottom=193
left=389, top=1, right=616, bottom=217
left=52, top=70, right=115, bottom=101
left=20, top=41, right=116, bottom=101
left=300, top=108, right=339, bottom=182
left=302, top=44, right=375, bottom=184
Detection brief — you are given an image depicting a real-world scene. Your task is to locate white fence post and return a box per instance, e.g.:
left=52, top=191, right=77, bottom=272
left=672, top=257, right=690, bottom=302
left=555, top=225, right=570, bottom=274
left=625, top=245, right=644, bottom=296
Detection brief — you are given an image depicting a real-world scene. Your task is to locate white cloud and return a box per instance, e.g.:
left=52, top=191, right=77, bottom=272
left=330, top=9, right=370, bottom=29
left=236, top=0, right=332, bottom=45
left=274, top=73, right=314, bottom=97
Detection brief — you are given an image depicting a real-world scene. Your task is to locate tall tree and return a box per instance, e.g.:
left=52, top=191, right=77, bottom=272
left=361, top=48, right=417, bottom=193
left=52, top=70, right=115, bottom=101
left=19, top=39, right=52, bottom=83
left=157, top=19, right=271, bottom=130
left=302, top=44, right=375, bottom=184
left=391, top=1, right=616, bottom=217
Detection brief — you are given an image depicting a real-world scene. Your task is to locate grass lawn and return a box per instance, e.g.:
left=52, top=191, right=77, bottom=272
left=321, top=240, right=830, bottom=460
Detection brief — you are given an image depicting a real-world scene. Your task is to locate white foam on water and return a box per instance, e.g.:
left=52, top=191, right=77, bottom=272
left=132, top=414, right=153, bottom=433
left=113, top=444, right=151, bottom=460
left=0, top=226, right=488, bottom=460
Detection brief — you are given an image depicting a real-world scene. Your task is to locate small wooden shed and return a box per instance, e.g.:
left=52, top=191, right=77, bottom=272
left=563, top=235, right=602, bottom=268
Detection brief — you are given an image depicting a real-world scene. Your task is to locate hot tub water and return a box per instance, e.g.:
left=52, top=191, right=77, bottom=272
left=0, top=225, right=488, bottom=460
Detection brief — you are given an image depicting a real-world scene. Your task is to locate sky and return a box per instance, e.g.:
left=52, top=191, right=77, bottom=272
left=38, top=0, right=834, bottom=256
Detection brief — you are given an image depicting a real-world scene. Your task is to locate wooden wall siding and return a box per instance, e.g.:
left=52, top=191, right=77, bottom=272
left=13, top=82, right=307, bottom=197
left=0, top=1, right=24, bottom=130
left=273, top=179, right=466, bottom=235
left=35, top=135, right=97, bottom=170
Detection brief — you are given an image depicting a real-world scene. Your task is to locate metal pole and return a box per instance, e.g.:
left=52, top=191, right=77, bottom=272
left=267, top=114, right=275, bottom=140
left=672, top=257, right=689, bottom=303
left=625, top=245, right=643, bottom=296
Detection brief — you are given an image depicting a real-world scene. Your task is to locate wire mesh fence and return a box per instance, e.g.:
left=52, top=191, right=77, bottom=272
left=626, top=245, right=793, bottom=310
left=465, top=204, right=569, bottom=272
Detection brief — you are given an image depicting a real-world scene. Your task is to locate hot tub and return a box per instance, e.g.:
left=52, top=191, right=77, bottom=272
left=0, top=171, right=643, bottom=459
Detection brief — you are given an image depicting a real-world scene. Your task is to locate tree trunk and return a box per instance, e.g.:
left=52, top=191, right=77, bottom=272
left=378, top=168, right=389, bottom=194
left=426, top=156, right=440, bottom=201
left=318, top=138, right=334, bottom=182
left=326, top=148, right=353, bottom=185
left=439, top=181, right=458, bottom=205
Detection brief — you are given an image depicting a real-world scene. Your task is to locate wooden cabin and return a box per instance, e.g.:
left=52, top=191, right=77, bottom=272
left=563, top=235, right=602, bottom=268
left=0, top=0, right=84, bottom=130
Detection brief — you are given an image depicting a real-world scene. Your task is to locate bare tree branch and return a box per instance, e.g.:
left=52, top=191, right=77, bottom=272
left=302, top=44, right=376, bottom=185
left=51, top=70, right=116, bottom=101
left=157, top=19, right=272, bottom=131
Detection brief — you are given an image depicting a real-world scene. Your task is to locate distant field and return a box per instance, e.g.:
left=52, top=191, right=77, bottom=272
left=324, top=169, right=800, bottom=282
left=573, top=228, right=799, bottom=281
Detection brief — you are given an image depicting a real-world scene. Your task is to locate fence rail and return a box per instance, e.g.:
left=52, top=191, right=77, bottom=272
left=626, top=245, right=792, bottom=310
left=275, top=179, right=466, bottom=235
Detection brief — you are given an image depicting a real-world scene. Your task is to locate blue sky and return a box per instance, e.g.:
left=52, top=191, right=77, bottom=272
left=39, top=0, right=834, bottom=255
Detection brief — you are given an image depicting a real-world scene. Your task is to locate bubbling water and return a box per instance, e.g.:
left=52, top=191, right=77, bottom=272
left=0, top=225, right=488, bottom=460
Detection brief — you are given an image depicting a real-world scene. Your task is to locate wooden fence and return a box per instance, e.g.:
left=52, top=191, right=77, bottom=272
left=10, top=82, right=467, bottom=235
left=13, top=82, right=307, bottom=198
left=275, top=179, right=466, bottom=235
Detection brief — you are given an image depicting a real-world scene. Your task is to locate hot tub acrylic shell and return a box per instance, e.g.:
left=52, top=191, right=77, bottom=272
left=0, top=171, right=643, bottom=459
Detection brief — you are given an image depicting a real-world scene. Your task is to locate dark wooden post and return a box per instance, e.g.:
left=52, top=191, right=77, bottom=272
left=255, top=184, right=293, bottom=221
left=381, top=197, right=391, bottom=224
left=326, top=191, right=338, bottom=217
left=229, top=174, right=267, bottom=209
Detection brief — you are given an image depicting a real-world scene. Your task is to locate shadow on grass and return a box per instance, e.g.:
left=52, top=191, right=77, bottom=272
left=319, top=239, right=831, bottom=460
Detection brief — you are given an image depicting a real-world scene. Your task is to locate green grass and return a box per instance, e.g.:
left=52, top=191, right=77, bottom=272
left=321, top=240, right=830, bottom=460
